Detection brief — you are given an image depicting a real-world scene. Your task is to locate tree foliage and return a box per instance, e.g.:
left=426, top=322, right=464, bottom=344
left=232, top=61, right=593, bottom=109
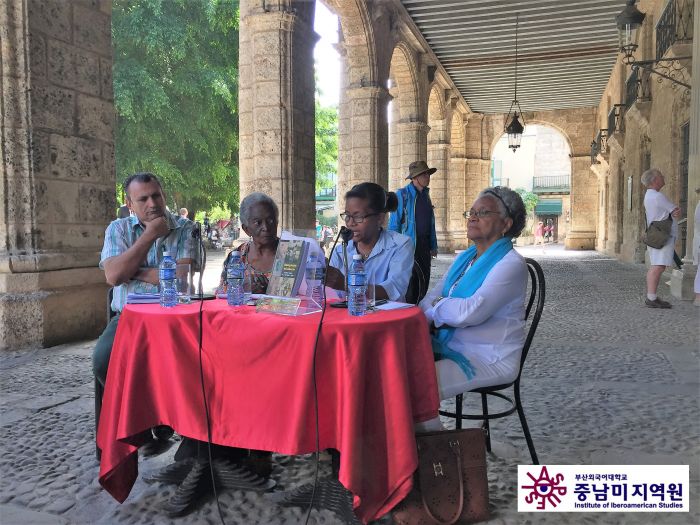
left=514, top=187, right=539, bottom=214
left=112, top=0, right=240, bottom=215
left=315, top=96, right=338, bottom=192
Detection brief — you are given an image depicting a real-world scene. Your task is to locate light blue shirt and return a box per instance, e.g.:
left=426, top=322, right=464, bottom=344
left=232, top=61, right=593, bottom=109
left=330, top=228, right=414, bottom=302
left=100, top=212, right=197, bottom=312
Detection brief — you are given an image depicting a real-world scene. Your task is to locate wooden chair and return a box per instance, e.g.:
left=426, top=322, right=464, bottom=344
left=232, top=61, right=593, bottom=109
left=438, top=257, right=545, bottom=464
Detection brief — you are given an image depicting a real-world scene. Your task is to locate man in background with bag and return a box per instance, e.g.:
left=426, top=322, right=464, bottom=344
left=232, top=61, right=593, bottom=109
left=641, top=168, right=681, bottom=308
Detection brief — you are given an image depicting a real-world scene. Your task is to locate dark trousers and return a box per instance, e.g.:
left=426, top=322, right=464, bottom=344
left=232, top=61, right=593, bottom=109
left=93, top=314, right=120, bottom=387
left=406, top=235, right=432, bottom=305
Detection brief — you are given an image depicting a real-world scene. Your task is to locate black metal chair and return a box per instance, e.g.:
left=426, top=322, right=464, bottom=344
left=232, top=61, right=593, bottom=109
left=438, top=257, right=545, bottom=464
left=406, top=259, right=428, bottom=305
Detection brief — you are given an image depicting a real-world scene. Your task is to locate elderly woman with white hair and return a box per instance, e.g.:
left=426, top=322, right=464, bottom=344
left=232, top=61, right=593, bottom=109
left=219, top=192, right=280, bottom=294
left=640, top=168, right=681, bottom=308
left=418, top=187, right=529, bottom=411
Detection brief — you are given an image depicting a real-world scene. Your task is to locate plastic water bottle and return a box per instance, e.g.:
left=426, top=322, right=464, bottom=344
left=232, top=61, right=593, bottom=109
left=347, top=254, right=367, bottom=317
left=226, top=251, right=245, bottom=306
left=159, top=251, right=178, bottom=308
left=305, top=253, right=326, bottom=306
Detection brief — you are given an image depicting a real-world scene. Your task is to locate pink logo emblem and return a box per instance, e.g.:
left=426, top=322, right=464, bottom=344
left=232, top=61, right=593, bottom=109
left=521, top=466, right=567, bottom=509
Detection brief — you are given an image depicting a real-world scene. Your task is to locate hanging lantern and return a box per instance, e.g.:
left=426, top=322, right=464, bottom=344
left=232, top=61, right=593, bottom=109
left=615, top=0, right=646, bottom=64
left=506, top=112, right=524, bottom=152
left=504, top=14, right=525, bottom=152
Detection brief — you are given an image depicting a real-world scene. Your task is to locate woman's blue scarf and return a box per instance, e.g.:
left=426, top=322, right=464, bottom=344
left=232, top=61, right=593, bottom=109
left=432, top=236, right=513, bottom=379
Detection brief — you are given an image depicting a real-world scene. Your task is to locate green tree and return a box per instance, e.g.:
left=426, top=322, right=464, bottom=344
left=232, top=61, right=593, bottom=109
left=315, top=97, right=338, bottom=192
left=514, top=188, right=539, bottom=214
left=112, top=0, right=240, bottom=217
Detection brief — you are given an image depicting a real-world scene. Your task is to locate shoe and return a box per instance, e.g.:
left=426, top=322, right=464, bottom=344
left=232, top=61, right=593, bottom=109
left=644, top=297, right=672, bottom=309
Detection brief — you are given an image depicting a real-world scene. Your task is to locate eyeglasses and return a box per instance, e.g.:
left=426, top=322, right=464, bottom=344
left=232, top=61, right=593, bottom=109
left=465, top=209, right=501, bottom=219
left=340, top=212, right=379, bottom=224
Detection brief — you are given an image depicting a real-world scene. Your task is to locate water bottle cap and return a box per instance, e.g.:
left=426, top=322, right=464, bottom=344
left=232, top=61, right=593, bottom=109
left=231, top=250, right=240, bottom=256
left=352, top=254, right=363, bottom=260
left=163, top=251, right=171, bottom=257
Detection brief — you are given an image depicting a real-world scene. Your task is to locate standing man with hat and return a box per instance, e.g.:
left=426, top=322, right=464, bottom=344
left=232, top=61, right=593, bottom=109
left=389, top=160, right=438, bottom=304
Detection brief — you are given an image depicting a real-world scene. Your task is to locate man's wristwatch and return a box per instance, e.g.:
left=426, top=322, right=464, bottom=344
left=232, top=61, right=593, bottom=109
left=431, top=296, right=444, bottom=307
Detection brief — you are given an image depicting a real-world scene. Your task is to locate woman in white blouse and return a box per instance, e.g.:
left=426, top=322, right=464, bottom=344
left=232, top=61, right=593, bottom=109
left=419, top=186, right=528, bottom=402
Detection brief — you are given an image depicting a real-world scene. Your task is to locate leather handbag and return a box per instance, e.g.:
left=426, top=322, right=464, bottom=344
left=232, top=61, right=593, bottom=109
left=642, top=215, right=673, bottom=249
left=393, top=428, right=490, bottom=525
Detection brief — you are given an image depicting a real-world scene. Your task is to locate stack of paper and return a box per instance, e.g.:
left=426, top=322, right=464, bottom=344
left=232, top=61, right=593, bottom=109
left=375, top=301, right=414, bottom=311
left=126, top=293, right=161, bottom=304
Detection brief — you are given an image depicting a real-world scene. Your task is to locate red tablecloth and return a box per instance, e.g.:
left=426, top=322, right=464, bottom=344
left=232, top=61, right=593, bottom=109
left=97, top=300, right=439, bottom=523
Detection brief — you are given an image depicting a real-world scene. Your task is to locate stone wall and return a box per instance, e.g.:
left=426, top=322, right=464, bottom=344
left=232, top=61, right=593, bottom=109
left=593, top=0, right=697, bottom=298
left=1, top=0, right=114, bottom=350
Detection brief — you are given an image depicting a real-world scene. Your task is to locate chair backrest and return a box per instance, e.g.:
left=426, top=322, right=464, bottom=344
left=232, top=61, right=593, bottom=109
left=409, top=259, right=427, bottom=305
left=516, top=258, right=545, bottom=379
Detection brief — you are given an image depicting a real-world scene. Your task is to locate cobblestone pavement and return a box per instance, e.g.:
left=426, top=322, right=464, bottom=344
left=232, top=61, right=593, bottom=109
left=1, top=244, right=698, bottom=524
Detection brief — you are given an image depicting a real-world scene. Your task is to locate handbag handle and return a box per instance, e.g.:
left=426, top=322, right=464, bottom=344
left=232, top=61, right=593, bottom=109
left=419, top=439, right=464, bottom=525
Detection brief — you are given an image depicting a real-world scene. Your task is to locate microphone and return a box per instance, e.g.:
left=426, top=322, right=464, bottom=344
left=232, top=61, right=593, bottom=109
left=340, top=226, right=353, bottom=243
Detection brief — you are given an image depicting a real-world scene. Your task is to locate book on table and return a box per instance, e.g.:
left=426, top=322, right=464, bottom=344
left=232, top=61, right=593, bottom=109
left=266, top=238, right=309, bottom=298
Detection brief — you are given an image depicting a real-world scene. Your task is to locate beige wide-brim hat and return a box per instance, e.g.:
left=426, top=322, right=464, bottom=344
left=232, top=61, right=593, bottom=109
left=406, top=160, right=437, bottom=180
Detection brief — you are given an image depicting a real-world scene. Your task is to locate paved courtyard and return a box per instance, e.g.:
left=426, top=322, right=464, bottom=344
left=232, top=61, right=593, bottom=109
left=0, top=244, right=698, bottom=524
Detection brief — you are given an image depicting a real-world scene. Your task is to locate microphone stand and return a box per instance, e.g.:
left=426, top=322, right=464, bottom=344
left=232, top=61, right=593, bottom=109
left=192, top=222, right=206, bottom=297
left=339, top=226, right=353, bottom=299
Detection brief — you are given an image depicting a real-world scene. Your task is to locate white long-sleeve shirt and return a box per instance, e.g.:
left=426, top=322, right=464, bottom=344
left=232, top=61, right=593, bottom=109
left=419, top=250, right=527, bottom=365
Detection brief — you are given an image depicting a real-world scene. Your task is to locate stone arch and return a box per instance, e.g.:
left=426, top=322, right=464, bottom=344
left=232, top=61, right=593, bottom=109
left=328, top=0, right=377, bottom=86
left=486, top=118, right=574, bottom=160
left=490, top=121, right=574, bottom=243
left=389, top=42, right=420, bottom=120
left=388, top=41, right=424, bottom=190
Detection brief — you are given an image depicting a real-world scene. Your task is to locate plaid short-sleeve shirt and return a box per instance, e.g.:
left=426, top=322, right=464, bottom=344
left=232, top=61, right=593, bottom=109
left=100, top=212, right=197, bottom=312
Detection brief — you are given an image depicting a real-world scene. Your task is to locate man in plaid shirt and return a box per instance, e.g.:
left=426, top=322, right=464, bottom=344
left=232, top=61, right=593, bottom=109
left=93, top=172, right=198, bottom=387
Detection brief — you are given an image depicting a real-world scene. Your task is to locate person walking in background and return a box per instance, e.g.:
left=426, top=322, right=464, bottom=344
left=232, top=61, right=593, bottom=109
left=389, top=160, right=438, bottom=304
left=203, top=213, right=211, bottom=239
left=545, top=219, right=554, bottom=243
left=179, top=207, right=188, bottom=219
left=641, top=168, right=681, bottom=309
left=533, top=220, right=545, bottom=247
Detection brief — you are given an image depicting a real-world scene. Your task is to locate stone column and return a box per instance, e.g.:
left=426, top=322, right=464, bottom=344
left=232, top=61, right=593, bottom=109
left=671, top=0, right=699, bottom=299
left=1, top=0, right=114, bottom=350
left=396, top=120, right=428, bottom=186
left=447, top=156, right=468, bottom=250
left=464, top=114, right=490, bottom=211
left=238, top=0, right=317, bottom=231
left=565, top=155, right=598, bottom=250
left=388, top=94, right=401, bottom=190
left=427, top=141, right=450, bottom=251
left=336, top=84, right=391, bottom=201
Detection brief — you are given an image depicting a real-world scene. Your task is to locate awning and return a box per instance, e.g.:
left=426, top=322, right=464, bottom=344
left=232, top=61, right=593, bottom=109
left=535, top=199, right=563, bottom=215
